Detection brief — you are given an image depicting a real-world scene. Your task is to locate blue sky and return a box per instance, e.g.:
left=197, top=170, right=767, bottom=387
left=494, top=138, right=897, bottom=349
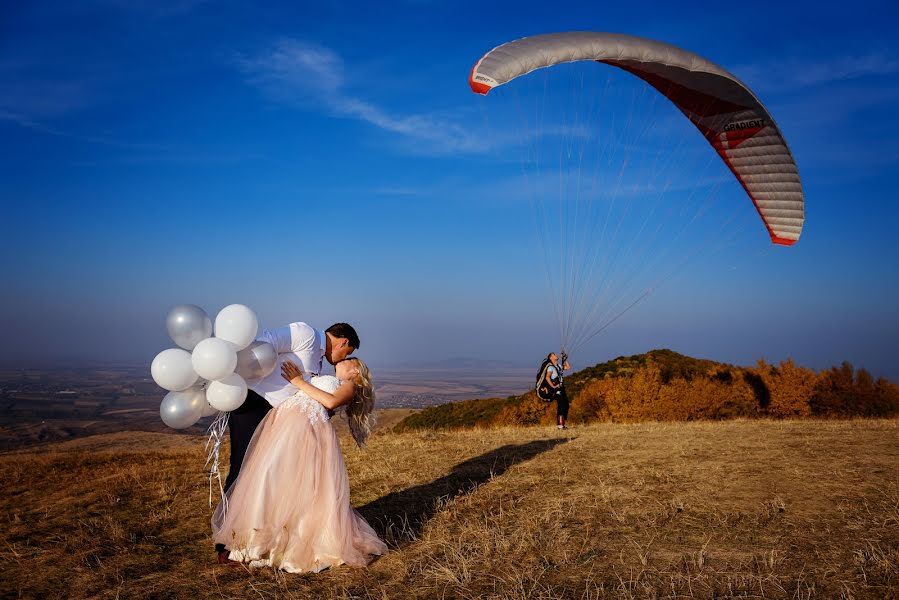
left=1, top=0, right=898, bottom=379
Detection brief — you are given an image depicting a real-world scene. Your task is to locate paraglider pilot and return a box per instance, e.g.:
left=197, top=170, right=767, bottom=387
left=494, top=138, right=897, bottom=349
left=546, top=352, right=570, bottom=430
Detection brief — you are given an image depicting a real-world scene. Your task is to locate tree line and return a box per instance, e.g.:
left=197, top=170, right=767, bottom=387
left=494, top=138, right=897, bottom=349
left=394, top=352, right=899, bottom=431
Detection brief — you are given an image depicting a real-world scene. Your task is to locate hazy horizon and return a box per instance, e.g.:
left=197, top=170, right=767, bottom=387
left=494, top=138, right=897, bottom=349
left=2, top=345, right=895, bottom=382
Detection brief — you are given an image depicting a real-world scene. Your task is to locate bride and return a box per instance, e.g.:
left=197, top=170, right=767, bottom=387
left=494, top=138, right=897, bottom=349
left=212, top=357, right=387, bottom=572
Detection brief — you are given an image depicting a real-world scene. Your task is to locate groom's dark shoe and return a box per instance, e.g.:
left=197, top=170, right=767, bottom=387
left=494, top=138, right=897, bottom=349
left=217, top=550, right=241, bottom=567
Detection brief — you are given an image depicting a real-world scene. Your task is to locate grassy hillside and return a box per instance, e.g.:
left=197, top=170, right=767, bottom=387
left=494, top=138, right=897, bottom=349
left=565, top=349, right=727, bottom=389
left=1, top=419, right=897, bottom=598
left=394, top=349, right=733, bottom=432
left=395, top=350, right=899, bottom=431
left=393, top=394, right=515, bottom=431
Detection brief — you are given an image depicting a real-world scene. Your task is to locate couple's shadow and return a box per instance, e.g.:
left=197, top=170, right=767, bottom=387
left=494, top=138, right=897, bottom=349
left=358, top=436, right=571, bottom=546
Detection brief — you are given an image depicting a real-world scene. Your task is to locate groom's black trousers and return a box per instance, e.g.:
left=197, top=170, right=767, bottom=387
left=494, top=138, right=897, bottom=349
left=224, top=389, right=271, bottom=492
left=215, top=389, right=271, bottom=553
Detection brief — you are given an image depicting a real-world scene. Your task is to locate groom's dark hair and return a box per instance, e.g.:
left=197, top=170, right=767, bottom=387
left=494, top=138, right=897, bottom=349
left=326, top=323, right=360, bottom=350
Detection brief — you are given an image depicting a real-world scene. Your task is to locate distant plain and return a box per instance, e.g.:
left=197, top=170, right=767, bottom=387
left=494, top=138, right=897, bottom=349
left=0, top=366, right=531, bottom=449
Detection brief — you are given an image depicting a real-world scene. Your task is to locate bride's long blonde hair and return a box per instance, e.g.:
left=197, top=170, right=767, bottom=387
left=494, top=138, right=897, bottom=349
left=343, top=357, right=376, bottom=448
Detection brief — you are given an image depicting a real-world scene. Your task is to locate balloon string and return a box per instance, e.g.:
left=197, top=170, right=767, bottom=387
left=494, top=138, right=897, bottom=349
left=205, top=411, right=229, bottom=512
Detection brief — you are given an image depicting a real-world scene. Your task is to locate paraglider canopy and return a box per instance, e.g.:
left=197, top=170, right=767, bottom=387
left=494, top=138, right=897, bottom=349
left=470, top=32, right=804, bottom=245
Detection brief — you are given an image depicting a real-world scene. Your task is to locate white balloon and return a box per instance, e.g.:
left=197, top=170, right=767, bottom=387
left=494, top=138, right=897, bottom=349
left=151, top=348, right=199, bottom=391
left=235, top=340, right=278, bottom=381
left=165, top=304, right=213, bottom=351
left=206, top=373, right=248, bottom=412
left=160, top=387, right=206, bottom=429
left=214, top=304, right=258, bottom=350
left=191, top=338, right=238, bottom=381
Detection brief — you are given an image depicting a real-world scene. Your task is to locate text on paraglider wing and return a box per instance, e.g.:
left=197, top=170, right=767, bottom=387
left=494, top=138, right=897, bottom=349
left=723, top=118, right=767, bottom=132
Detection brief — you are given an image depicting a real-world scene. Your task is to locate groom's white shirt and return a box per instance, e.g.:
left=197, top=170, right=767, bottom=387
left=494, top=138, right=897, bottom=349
left=250, top=322, right=326, bottom=407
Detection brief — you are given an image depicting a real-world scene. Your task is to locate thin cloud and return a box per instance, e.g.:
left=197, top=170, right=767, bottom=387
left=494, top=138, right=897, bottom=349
left=0, top=58, right=170, bottom=150
left=0, top=59, right=116, bottom=143
left=0, top=77, right=97, bottom=120
left=236, top=38, right=482, bottom=155
left=0, top=110, right=62, bottom=134
left=0, top=109, right=169, bottom=150
left=735, top=52, right=899, bottom=93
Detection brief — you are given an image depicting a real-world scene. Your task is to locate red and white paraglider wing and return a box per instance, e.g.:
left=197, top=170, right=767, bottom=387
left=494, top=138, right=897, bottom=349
left=470, top=32, right=804, bottom=245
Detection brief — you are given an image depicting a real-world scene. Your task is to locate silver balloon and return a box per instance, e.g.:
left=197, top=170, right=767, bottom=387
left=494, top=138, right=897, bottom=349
left=191, top=337, right=238, bottom=380
left=201, top=401, right=220, bottom=418
left=235, top=341, right=278, bottom=381
left=214, top=304, right=258, bottom=351
left=160, top=386, right=206, bottom=429
left=166, top=304, right=213, bottom=351
left=151, top=348, right=198, bottom=391
left=206, top=373, right=248, bottom=412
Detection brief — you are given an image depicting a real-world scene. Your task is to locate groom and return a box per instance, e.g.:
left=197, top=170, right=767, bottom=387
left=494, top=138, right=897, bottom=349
left=215, top=321, right=360, bottom=561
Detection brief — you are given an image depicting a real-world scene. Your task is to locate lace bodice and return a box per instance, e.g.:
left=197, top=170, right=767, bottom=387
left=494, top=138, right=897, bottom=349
left=280, top=375, right=342, bottom=425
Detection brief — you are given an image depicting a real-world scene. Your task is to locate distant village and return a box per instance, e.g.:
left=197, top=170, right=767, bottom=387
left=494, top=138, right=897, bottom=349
left=0, top=366, right=445, bottom=416
left=0, top=366, right=161, bottom=416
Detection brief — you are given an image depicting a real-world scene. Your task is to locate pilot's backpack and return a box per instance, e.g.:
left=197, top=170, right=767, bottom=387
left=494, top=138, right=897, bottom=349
left=535, top=358, right=554, bottom=402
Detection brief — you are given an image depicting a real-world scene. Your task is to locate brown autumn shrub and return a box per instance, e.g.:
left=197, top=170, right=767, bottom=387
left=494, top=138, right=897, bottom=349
left=493, top=393, right=554, bottom=427
left=603, top=362, right=663, bottom=422
left=568, top=378, right=614, bottom=423
left=717, top=373, right=760, bottom=419
left=652, top=377, right=690, bottom=420
left=810, top=362, right=899, bottom=417
left=810, top=361, right=856, bottom=416
left=568, top=365, right=759, bottom=423
left=873, top=377, right=899, bottom=415
left=655, top=377, right=721, bottom=420
left=750, top=359, right=816, bottom=418
left=855, top=369, right=899, bottom=416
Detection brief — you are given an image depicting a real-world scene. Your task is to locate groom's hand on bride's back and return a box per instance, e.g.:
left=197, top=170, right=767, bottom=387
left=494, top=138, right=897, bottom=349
left=281, top=361, right=304, bottom=387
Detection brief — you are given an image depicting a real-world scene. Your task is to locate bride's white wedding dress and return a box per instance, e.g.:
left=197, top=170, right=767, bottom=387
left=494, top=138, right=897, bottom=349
left=211, top=375, right=387, bottom=572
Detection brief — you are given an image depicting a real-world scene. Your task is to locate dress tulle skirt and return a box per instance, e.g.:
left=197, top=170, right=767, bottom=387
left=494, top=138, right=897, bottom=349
left=212, top=399, right=387, bottom=573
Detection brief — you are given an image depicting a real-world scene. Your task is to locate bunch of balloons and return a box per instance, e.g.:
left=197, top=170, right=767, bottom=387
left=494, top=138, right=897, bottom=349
left=151, top=304, right=278, bottom=429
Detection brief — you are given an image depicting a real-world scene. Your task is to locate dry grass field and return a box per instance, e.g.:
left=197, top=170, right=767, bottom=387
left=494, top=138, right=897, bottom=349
left=0, top=418, right=896, bottom=599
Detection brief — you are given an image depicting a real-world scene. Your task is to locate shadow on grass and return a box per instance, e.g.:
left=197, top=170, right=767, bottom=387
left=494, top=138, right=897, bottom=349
left=358, top=437, right=571, bottom=545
